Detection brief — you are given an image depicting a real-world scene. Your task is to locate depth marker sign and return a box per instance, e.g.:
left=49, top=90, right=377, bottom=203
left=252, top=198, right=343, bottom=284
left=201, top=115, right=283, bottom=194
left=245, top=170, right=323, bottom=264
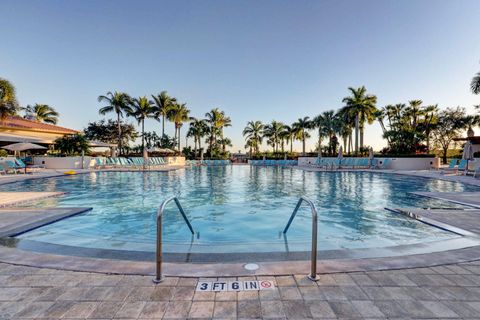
left=196, top=280, right=275, bottom=292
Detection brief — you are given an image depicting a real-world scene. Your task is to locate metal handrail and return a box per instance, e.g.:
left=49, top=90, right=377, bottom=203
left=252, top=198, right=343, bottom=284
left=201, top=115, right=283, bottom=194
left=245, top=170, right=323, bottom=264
left=153, top=196, right=195, bottom=283
left=283, top=197, right=320, bottom=281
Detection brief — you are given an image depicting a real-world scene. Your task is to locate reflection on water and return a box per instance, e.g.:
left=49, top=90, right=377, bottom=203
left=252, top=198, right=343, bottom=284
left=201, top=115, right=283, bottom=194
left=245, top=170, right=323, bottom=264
left=2, top=167, right=478, bottom=253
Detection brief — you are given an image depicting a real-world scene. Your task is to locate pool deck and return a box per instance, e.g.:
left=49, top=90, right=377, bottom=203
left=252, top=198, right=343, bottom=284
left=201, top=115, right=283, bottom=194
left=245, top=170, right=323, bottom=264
left=0, top=207, right=92, bottom=237
left=0, top=191, right=66, bottom=207
left=1, top=168, right=480, bottom=318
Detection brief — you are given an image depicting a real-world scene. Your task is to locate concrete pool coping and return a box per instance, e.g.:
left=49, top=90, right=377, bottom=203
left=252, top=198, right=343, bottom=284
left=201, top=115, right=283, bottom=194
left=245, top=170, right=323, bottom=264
left=1, top=168, right=480, bottom=276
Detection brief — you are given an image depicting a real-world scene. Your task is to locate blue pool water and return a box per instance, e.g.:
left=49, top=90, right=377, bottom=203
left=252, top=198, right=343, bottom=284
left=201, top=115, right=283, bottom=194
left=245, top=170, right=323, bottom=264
left=2, top=166, right=479, bottom=253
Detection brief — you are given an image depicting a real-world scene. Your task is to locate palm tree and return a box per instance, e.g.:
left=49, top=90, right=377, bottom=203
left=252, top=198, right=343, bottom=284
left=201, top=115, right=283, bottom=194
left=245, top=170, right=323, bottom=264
left=471, top=71, right=480, bottom=95
left=342, top=86, right=378, bottom=154
left=245, top=138, right=255, bottom=156
left=317, top=110, right=339, bottom=156
left=312, top=113, right=327, bottom=156
left=0, top=78, right=18, bottom=121
left=167, top=102, right=190, bottom=150
left=128, top=96, right=154, bottom=153
left=337, top=106, right=355, bottom=154
left=152, top=91, right=177, bottom=137
left=283, top=125, right=296, bottom=153
left=242, top=121, right=264, bottom=155
left=188, top=117, right=208, bottom=157
left=421, top=104, right=438, bottom=152
left=263, top=121, right=284, bottom=153
left=98, top=91, right=132, bottom=154
left=292, top=117, right=312, bottom=155
left=23, top=104, right=59, bottom=124
left=218, top=137, right=233, bottom=151
left=205, top=108, right=230, bottom=152
left=279, top=126, right=291, bottom=153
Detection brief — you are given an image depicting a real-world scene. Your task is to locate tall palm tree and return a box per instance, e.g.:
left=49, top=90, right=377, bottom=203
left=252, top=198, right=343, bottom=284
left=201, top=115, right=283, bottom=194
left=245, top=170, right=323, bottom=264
left=313, top=113, right=327, bottom=155
left=283, top=125, right=296, bottom=153
left=242, top=121, right=264, bottom=155
left=471, top=71, right=480, bottom=95
left=0, top=78, right=18, bottom=121
left=245, top=138, right=255, bottom=156
left=292, top=117, right=312, bottom=155
left=279, top=125, right=291, bottom=153
left=342, top=86, right=378, bottom=154
left=98, top=91, right=132, bottom=154
left=205, top=108, right=230, bottom=152
left=128, top=96, right=154, bottom=153
left=188, top=117, right=208, bottom=157
left=152, top=91, right=176, bottom=137
left=23, top=104, right=59, bottom=124
left=318, top=110, right=339, bottom=156
left=263, top=121, right=284, bottom=153
left=337, top=106, right=356, bottom=154
left=421, top=104, right=438, bottom=152
left=167, top=102, right=190, bottom=150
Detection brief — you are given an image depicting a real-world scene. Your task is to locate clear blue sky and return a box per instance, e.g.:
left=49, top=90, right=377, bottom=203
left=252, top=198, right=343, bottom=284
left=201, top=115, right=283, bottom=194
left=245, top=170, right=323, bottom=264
left=2, top=0, right=479, bottom=152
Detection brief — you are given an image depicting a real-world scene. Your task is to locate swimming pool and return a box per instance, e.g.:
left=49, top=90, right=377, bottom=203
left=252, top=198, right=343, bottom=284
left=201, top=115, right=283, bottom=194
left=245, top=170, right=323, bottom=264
left=2, top=166, right=479, bottom=258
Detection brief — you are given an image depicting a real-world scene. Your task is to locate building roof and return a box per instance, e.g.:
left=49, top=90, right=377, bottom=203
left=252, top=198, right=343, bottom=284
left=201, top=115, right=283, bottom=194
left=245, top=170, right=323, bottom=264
left=454, top=136, right=480, bottom=144
left=0, top=116, right=78, bottom=134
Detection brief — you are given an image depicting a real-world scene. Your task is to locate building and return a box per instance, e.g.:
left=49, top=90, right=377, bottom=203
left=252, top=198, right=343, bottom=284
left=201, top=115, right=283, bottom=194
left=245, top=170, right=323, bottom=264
left=454, top=136, right=480, bottom=155
left=0, top=115, right=79, bottom=148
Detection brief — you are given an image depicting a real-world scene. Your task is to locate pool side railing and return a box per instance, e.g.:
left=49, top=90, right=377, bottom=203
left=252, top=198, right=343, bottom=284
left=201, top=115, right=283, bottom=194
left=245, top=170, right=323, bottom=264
left=283, top=196, right=320, bottom=281
left=153, top=196, right=195, bottom=283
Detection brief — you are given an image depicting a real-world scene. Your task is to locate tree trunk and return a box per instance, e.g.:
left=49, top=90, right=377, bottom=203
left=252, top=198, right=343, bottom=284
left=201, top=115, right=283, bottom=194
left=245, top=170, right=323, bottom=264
left=318, top=136, right=322, bottom=157
left=117, top=113, right=122, bottom=156
left=426, top=131, right=430, bottom=152
left=442, top=147, right=448, bottom=164
left=194, top=137, right=198, bottom=158
left=302, top=133, right=306, bottom=155
left=162, top=115, right=165, bottom=137
left=178, top=127, right=181, bottom=150
left=141, top=120, right=145, bottom=153
left=290, top=137, right=293, bottom=153
left=355, top=114, right=359, bottom=155
left=360, top=127, right=364, bottom=150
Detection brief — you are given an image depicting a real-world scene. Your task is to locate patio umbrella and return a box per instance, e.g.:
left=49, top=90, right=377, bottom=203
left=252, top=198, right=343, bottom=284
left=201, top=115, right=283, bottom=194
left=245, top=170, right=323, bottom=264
left=3, top=142, right=47, bottom=152
left=463, top=141, right=475, bottom=171
left=3, top=142, right=47, bottom=173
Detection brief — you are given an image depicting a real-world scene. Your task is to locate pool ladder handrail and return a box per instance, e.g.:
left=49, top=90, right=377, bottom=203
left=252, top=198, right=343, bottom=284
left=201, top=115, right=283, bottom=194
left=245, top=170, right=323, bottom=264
left=153, top=196, right=195, bottom=283
left=283, top=196, right=320, bottom=281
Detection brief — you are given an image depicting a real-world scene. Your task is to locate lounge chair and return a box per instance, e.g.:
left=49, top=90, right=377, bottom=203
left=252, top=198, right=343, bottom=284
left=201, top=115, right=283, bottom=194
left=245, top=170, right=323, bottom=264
left=16, top=158, right=43, bottom=172
left=444, top=159, right=458, bottom=170
left=0, top=164, right=6, bottom=175
left=473, top=166, right=480, bottom=178
left=456, top=159, right=468, bottom=175
left=5, top=161, right=22, bottom=174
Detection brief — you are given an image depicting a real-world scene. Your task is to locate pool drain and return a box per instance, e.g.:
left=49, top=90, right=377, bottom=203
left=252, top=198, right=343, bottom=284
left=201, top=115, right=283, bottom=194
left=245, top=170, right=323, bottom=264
left=244, top=263, right=259, bottom=271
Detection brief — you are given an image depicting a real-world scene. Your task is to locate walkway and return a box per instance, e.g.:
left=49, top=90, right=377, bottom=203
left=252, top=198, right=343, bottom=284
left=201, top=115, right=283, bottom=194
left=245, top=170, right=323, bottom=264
left=2, top=261, right=480, bottom=318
